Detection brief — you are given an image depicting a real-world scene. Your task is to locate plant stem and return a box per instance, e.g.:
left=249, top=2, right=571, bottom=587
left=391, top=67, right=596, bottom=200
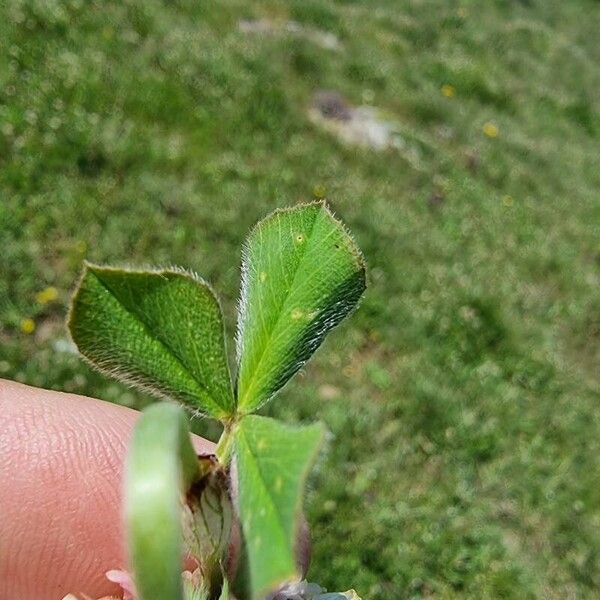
left=215, top=424, right=235, bottom=465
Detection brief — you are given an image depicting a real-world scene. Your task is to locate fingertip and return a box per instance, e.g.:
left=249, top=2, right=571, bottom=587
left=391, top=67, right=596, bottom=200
left=0, top=380, right=214, bottom=600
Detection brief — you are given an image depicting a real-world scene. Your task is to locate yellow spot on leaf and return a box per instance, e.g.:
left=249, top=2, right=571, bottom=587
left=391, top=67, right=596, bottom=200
left=295, top=233, right=305, bottom=244
left=257, top=438, right=268, bottom=450
left=483, top=122, right=499, bottom=138
left=260, top=271, right=267, bottom=282
left=441, top=84, right=455, bottom=98
left=291, top=308, right=304, bottom=320
left=35, top=286, right=58, bottom=305
left=275, top=476, right=283, bottom=492
left=20, top=318, right=35, bottom=334
left=502, top=195, right=514, bottom=207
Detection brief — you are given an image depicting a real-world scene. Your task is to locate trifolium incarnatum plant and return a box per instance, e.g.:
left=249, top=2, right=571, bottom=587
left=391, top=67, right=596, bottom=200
left=65, top=202, right=366, bottom=600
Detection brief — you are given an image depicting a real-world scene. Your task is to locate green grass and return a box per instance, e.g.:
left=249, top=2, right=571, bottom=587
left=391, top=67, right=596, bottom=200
left=1, top=0, right=599, bottom=597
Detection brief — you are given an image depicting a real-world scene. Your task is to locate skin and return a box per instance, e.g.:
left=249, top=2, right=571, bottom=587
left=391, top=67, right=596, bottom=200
left=0, top=379, right=214, bottom=600
left=0, top=380, right=311, bottom=600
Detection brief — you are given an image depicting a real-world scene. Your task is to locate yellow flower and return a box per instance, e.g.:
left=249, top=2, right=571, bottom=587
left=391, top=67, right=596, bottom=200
left=312, top=184, right=327, bottom=199
left=502, top=195, right=514, bottom=207
left=35, top=286, right=59, bottom=305
left=20, top=318, right=36, bottom=334
left=441, top=84, right=455, bottom=98
left=483, top=122, right=499, bottom=138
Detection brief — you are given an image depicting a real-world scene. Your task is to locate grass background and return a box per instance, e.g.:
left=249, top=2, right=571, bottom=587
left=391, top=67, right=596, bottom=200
left=1, top=0, right=599, bottom=597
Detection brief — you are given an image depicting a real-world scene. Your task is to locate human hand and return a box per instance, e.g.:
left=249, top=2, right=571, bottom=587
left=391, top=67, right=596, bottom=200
left=0, top=379, right=214, bottom=600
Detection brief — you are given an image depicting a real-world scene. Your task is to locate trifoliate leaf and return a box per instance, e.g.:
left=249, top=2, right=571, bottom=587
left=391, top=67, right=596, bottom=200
left=125, top=403, right=200, bottom=600
left=236, top=202, right=365, bottom=412
left=234, top=415, right=325, bottom=599
left=69, top=264, right=234, bottom=418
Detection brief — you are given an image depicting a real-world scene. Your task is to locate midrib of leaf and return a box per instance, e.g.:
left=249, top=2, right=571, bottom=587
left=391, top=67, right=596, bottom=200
left=238, top=208, right=321, bottom=409
left=93, top=272, right=225, bottom=417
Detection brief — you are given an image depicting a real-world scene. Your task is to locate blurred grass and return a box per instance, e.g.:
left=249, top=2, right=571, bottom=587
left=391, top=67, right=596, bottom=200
left=1, top=0, right=599, bottom=597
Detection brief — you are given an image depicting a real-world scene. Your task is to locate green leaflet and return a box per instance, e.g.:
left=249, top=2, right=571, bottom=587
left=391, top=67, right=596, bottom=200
left=234, top=415, right=325, bottom=599
left=68, top=264, right=234, bottom=418
left=125, top=403, right=200, bottom=600
left=235, top=202, right=366, bottom=413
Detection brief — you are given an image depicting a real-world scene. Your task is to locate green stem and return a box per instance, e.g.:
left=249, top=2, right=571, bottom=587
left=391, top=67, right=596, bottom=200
left=215, top=423, right=235, bottom=465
